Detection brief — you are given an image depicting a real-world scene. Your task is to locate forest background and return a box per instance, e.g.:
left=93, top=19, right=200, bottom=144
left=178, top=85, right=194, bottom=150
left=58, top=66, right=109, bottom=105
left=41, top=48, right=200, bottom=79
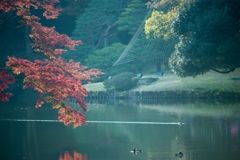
left=2, top=0, right=240, bottom=83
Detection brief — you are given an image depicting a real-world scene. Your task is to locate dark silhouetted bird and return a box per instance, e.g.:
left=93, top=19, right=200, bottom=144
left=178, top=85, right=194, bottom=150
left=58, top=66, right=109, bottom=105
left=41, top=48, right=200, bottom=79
left=131, top=148, right=142, bottom=155
left=175, top=152, right=183, bottom=158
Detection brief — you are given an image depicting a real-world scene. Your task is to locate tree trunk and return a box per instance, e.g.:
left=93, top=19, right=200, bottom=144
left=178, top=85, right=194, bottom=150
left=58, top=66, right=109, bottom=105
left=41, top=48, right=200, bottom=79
left=156, top=62, right=161, bottom=71
left=94, top=21, right=117, bottom=49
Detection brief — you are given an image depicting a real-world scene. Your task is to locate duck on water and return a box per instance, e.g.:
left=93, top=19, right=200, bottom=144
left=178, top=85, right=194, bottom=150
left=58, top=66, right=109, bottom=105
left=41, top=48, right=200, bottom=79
left=175, top=152, right=183, bottom=158
left=130, top=148, right=142, bottom=155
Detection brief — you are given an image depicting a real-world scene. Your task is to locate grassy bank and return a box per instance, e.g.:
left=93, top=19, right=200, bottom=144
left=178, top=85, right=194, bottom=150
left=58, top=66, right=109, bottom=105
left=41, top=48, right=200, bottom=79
left=84, top=69, right=240, bottom=92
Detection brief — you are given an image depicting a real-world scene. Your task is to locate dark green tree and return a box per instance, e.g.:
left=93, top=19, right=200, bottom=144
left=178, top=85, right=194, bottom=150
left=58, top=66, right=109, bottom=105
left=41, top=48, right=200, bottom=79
left=117, top=0, right=148, bottom=36
left=60, top=0, right=90, bottom=17
left=169, top=0, right=240, bottom=77
left=64, top=0, right=128, bottom=64
left=86, top=43, right=133, bottom=81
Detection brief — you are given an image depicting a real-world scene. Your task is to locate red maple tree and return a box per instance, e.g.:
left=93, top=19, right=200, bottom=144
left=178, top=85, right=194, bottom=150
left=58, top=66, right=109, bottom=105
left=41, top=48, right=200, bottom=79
left=0, top=0, right=103, bottom=128
left=0, top=70, right=15, bottom=102
left=59, top=151, right=87, bottom=160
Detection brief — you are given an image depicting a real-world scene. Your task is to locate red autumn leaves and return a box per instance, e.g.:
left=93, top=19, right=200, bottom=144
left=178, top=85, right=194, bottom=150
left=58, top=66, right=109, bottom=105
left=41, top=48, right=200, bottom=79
left=0, top=0, right=103, bottom=127
left=0, top=70, right=15, bottom=102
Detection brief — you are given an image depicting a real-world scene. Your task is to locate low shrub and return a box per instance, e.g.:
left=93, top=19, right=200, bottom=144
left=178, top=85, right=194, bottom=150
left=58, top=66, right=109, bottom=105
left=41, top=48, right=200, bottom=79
left=103, top=72, right=138, bottom=91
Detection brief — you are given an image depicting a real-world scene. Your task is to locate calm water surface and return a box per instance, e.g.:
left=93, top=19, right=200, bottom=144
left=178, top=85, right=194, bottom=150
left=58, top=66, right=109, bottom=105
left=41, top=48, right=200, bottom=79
left=0, top=99, right=240, bottom=160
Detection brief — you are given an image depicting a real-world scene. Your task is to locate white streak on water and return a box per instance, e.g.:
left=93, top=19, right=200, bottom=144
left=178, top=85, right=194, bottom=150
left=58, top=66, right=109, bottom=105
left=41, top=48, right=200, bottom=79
left=0, top=119, right=184, bottom=125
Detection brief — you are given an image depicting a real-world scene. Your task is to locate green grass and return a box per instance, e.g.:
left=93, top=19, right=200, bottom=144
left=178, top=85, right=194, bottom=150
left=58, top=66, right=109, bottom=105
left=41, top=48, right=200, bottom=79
left=84, top=69, right=240, bottom=92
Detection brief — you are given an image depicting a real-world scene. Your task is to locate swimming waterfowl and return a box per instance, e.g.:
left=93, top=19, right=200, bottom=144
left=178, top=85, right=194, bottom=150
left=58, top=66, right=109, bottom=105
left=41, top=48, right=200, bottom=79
left=131, top=148, right=142, bottom=155
left=178, top=122, right=184, bottom=126
left=175, top=152, right=183, bottom=158
left=133, top=148, right=142, bottom=152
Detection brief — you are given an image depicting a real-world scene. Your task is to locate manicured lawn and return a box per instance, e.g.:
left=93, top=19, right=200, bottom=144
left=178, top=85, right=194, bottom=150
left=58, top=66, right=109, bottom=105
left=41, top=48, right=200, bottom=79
left=84, top=69, right=240, bottom=91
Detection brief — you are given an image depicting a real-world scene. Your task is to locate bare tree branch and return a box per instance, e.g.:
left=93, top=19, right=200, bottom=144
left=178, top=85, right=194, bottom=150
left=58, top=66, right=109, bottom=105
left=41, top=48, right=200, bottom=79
left=0, top=10, right=15, bottom=25
left=94, top=21, right=117, bottom=49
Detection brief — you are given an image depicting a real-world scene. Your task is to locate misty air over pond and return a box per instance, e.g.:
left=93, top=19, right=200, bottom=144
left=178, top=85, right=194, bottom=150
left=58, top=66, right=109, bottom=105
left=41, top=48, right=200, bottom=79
left=1, top=97, right=240, bottom=160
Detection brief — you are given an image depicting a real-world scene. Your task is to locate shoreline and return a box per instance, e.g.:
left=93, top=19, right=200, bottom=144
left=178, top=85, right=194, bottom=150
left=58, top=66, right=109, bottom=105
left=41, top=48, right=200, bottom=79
left=84, top=69, right=240, bottom=92
left=85, top=90, right=240, bottom=100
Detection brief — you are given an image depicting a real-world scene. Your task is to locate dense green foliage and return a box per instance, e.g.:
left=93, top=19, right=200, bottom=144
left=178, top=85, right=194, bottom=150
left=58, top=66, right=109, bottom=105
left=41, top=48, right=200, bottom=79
left=103, top=72, right=138, bottom=91
left=169, top=0, right=240, bottom=77
left=64, top=0, right=128, bottom=65
left=65, top=0, right=167, bottom=80
left=117, top=0, right=148, bottom=35
left=144, top=0, right=180, bottom=39
left=145, top=0, right=240, bottom=77
left=63, top=0, right=240, bottom=80
left=86, top=43, right=133, bottom=81
left=144, top=0, right=240, bottom=77
left=145, top=8, right=178, bottom=40
left=2, top=0, right=239, bottom=85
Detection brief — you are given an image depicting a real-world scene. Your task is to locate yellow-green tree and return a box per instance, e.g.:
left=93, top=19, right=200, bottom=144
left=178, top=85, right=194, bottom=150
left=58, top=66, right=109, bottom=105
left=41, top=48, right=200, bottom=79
left=145, top=7, right=178, bottom=40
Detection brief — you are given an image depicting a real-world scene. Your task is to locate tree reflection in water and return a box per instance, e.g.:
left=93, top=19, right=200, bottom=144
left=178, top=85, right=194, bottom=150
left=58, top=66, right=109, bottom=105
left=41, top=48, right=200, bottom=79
left=59, top=151, right=87, bottom=160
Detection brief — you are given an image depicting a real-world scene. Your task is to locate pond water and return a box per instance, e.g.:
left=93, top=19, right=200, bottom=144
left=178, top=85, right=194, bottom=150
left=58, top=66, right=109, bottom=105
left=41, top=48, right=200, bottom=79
left=0, top=99, right=240, bottom=160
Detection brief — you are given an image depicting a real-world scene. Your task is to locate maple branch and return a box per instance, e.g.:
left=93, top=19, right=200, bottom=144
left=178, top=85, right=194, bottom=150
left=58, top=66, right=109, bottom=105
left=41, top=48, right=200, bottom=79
left=0, top=68, right=24, bottom=80
left=0, top=25, right=31, bottom=39
left=0, top=10, right=15, bottom=26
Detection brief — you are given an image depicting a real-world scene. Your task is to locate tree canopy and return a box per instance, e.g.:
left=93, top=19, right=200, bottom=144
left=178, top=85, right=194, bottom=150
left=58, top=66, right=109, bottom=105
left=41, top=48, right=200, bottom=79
left=145, top=7, right=178, bottom=40
left=64, top=0, right=129, bottom=65
left=169, top=0, right=240, bottom=77
left=85, top=43, right=135, bottom=81
left=117, top=0, right=148, bottom=35
left=145, top=0, right=240, bottom=77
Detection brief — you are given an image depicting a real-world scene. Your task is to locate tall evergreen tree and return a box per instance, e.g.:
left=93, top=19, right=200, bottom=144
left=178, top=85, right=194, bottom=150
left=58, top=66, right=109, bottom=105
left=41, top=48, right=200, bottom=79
left=117, top=0, right=148, bottom=36
left=86, top=43, right=134, bottom=81
left=65, top=0, right=128, bottom=64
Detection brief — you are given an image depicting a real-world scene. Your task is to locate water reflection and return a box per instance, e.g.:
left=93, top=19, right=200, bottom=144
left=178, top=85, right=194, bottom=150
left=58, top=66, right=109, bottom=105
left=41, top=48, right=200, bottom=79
left=0, top=99, right=240, bottom=160
left=83, top=99, right=240, bottom=160
left=59, top=151, right=87, bottom=160
left=231, top=122, right=239, bottom=137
